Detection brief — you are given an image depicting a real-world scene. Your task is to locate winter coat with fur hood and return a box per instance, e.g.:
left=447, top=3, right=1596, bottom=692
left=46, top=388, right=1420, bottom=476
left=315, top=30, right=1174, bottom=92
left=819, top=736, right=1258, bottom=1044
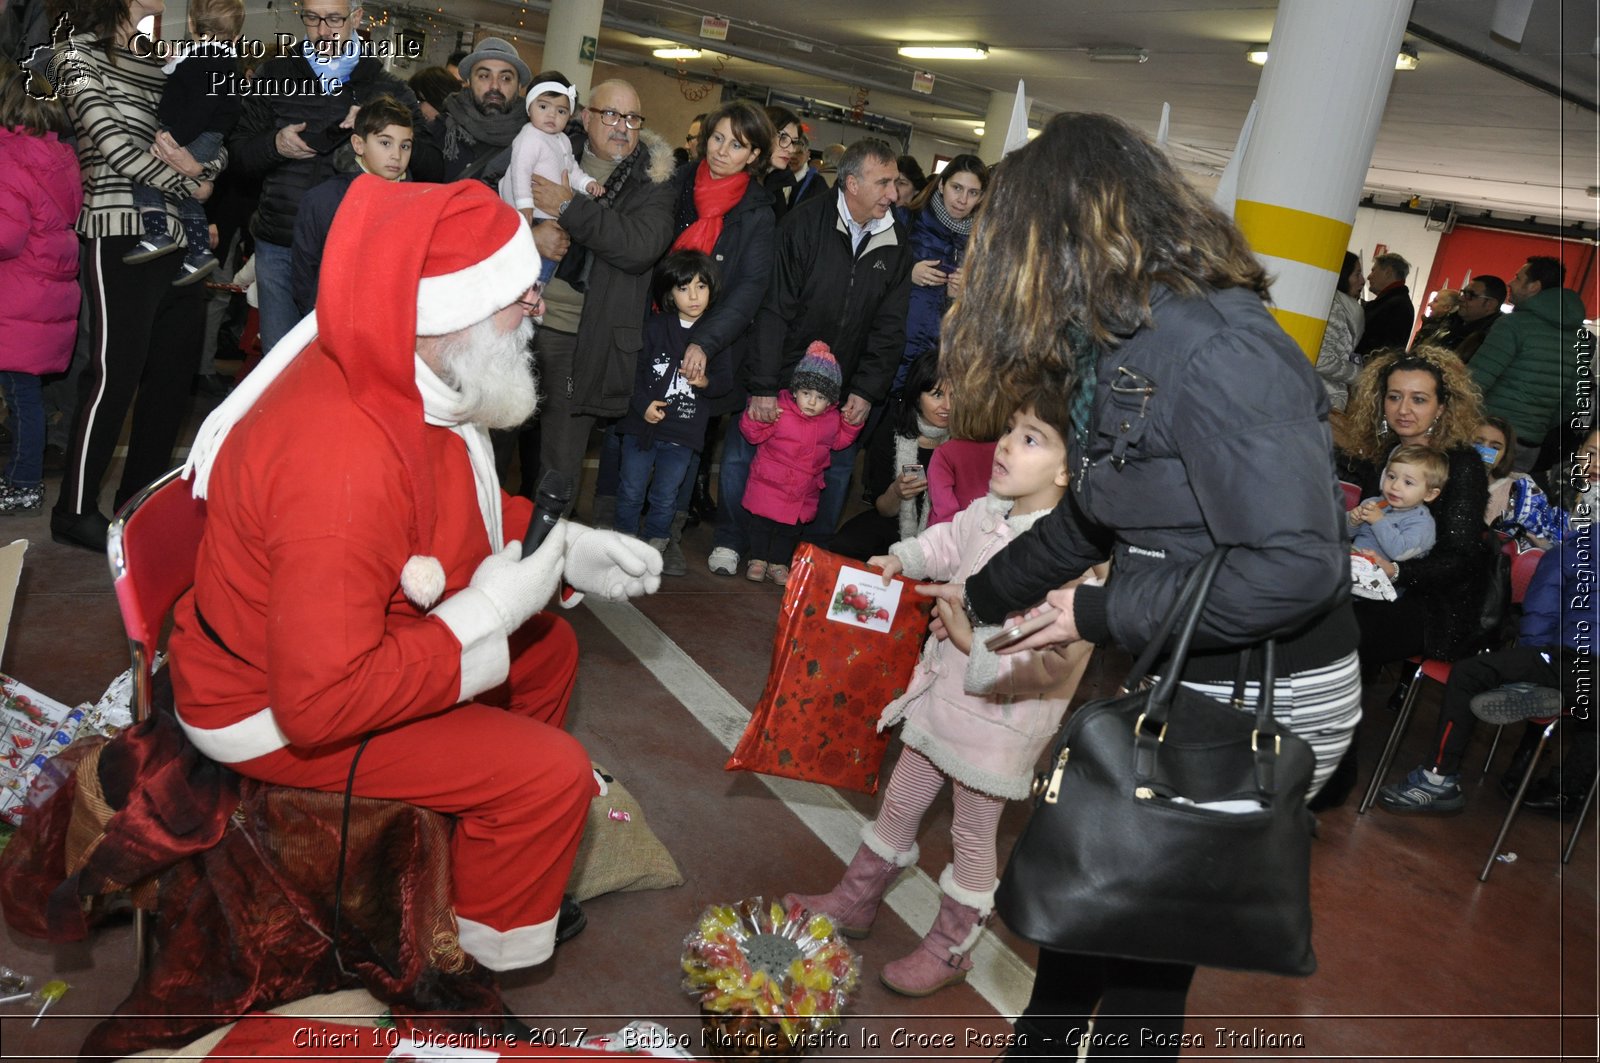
left=0, top=128, right=83, bottom=373
left=558, top=128, right=679, bottom=419
left=883, top=495, right=1095, bottom=799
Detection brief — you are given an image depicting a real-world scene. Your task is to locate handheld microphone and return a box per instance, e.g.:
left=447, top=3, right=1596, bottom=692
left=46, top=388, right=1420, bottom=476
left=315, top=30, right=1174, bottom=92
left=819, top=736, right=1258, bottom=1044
left=522, top=470, right=574, bottom=558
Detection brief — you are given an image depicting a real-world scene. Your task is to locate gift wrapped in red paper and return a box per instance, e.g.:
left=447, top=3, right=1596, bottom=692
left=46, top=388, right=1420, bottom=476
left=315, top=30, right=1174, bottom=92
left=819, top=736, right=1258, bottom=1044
left=726, top=545, right=933, bottom=794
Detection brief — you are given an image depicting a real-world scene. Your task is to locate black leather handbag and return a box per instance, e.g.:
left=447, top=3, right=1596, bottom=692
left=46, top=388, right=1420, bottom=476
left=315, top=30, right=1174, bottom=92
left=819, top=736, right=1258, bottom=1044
left=995, top=550, right=1319, bottom=976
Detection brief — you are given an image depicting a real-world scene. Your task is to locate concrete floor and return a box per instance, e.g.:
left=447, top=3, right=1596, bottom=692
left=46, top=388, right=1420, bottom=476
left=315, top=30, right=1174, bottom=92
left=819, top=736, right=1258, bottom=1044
left=0, top=397, right=1595, bottom=1061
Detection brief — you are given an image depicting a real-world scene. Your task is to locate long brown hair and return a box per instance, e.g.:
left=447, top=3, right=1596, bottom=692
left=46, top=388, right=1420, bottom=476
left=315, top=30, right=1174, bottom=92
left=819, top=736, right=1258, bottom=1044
left=907, top=153, right=987, bottom=214
left=696, top=99, right=775, bottom=179
left=941, top=112, right=1270, bottom=439
left=1341, top=345, right=1485, bottom=464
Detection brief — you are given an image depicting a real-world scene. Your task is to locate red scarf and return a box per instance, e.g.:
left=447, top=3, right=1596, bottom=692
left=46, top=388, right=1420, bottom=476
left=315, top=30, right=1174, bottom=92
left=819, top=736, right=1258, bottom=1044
left=671, top=161, right=749, bottom=254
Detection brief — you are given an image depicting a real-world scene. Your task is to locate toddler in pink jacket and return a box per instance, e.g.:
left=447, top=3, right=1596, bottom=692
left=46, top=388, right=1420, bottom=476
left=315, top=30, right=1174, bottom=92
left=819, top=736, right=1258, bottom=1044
left=787, top=385, right=1101, bottom=998
left=0, top=72, right=83, bottom=515
left=739, top=342, right=863, bottom=585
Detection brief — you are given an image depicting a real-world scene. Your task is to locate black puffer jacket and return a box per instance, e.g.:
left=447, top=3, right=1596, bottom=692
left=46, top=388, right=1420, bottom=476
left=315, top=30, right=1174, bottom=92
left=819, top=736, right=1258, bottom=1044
left=666, top=163, right=778, bottom=417
left=1349, top=445, right=1491, bottom=660
left=964, top=284, right=1358, bottom=683
left=228, top=55, right=432, bottom=246
left=750, top=192, right=911, bottom=408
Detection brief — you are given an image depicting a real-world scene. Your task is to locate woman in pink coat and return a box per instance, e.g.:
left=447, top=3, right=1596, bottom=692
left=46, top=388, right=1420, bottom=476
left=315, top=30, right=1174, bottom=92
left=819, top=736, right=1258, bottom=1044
left=0, top=66, right=84, bottom=514
left=787, top=384, right=1100, bottom=998
left=738, top=342, right=862, bottom=584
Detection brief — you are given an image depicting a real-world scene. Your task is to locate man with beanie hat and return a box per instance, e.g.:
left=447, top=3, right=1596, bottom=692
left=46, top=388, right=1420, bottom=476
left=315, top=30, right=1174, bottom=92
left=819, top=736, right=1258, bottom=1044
left=228, top=0, right=437, bottom=357
left=414, top=36, right=532, bottom=188
left=169, top=179, right=662, bottom=973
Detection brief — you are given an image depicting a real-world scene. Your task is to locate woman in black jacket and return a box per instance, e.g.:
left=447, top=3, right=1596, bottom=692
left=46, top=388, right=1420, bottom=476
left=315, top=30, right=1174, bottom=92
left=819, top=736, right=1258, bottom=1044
left=590, top=100, right=776, bottom=573
left=922, top=113, right=1361, bottom=1061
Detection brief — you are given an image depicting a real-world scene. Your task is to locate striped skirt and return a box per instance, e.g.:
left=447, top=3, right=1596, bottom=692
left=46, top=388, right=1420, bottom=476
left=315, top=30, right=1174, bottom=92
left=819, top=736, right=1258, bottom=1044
left=1179, top=651, right=1363, bottom=800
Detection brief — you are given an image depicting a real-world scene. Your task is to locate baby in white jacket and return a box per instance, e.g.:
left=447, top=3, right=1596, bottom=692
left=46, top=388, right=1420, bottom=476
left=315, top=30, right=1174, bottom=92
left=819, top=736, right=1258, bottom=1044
left=498, top=73, right=602, bottom=285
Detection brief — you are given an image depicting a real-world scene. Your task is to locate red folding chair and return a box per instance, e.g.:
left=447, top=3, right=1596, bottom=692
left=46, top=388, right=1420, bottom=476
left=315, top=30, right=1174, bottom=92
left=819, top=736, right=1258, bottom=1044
left=106, top=467, right=206, bottom=969
left=1357, top=548, right=1544, bottom=817
left=1339, top=481, right=1362, bottom=510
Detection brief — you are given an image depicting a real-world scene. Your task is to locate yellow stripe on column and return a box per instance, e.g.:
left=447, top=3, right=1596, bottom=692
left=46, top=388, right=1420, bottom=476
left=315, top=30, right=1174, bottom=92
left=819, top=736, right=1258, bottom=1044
left=1270, top=306, right=1330, bottom=362
left=1236, top=200, right=1353, bottom=273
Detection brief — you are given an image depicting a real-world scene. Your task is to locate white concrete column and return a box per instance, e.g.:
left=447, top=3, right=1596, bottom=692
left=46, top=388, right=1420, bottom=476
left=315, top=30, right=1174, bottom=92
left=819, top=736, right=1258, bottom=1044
left=1232, top=0, right=1412, bottom=359
left=976, top=89, right=1018, bottom=165
left=542, top=0, right=604, bottom=100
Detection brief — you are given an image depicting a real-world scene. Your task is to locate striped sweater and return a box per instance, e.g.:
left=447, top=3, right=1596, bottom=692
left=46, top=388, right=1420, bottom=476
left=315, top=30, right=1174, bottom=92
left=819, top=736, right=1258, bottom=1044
left=56, top=34, right=227, bottom=243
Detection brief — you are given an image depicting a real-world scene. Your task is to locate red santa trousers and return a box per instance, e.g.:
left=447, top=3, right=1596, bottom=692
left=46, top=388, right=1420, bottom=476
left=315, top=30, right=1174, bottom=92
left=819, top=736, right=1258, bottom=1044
left=232, top=613, right=593, bottom=971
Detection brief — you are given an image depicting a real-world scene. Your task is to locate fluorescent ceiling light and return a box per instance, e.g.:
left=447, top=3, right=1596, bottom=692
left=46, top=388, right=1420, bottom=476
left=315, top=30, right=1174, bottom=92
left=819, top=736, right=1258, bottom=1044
left=972, top=126, right=985, bottom=137
left=1248, top=42, right=1418, bottom=70
left=898, top=43, right=989, bottom=60
left=653, top=47, right=703, bottom=59
left=1088, top=47, right=1148, bottom=63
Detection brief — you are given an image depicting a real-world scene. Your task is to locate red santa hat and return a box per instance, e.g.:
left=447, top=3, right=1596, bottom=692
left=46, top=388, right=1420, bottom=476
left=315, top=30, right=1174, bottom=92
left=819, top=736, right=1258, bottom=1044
left=317, top=177, right=539, bottom=603
left=183, top=177, right=539, bottom=609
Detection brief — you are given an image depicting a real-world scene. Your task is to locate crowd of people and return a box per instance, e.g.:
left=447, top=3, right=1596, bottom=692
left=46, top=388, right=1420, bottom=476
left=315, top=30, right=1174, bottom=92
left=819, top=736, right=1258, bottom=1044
left=1, top=0, right=1596, bottom=1056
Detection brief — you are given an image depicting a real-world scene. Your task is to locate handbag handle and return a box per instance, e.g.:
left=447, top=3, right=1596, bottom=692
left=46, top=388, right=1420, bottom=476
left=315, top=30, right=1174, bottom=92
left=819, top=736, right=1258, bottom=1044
left=1125, top=549, right=1229, bottom=724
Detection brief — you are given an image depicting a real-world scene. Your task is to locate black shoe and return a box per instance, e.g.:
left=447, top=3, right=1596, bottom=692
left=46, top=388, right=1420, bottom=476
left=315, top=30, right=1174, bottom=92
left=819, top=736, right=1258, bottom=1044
left=41, top=444, right=66, bottom=475
left=50, top=508, right=110, bottom=552
left=1386, top=674, right=1414, bottom=713
left=686, top=466, right=717, bottom=526
left=554, top=894, right=586, bottom=945
left=193, top=372, right=235, bottom=398
left=1522, top=775, right=1585, bottom=817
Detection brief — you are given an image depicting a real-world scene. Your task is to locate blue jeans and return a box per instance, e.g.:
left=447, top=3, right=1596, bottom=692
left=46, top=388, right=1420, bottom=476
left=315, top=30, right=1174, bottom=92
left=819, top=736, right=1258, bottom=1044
left=253, top=237, right=298, bottom=357
left=0, top=372, right=44, bottom=487
left=596, top=423, right=699, bottom=513
left=615, top=433, right=696, bottom=540
left=713, top=429, right=757, bottom=554
left=132, top=129, right=223, bottom=262
left=797, top=434, right=865, bottom=549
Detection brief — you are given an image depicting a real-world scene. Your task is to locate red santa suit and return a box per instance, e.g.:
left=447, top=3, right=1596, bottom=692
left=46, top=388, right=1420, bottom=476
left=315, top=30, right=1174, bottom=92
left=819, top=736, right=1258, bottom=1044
left=169, top=179, right=594, bottom=971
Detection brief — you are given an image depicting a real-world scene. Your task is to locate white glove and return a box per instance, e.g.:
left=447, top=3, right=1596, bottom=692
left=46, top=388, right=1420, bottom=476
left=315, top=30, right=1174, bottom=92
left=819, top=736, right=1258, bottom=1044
left=563, top=524, right=662, bottom=601
left=467, top=522, right=570, bottom=635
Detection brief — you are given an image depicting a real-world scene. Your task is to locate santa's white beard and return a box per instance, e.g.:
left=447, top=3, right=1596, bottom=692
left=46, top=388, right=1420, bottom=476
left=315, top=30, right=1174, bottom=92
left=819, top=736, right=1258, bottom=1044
left=436, top=316, right=539, bottom=429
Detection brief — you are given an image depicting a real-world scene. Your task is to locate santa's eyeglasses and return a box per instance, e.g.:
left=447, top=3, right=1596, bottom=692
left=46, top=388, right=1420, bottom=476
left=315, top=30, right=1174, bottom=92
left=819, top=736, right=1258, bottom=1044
left=515, top=283, right=545, bottom=315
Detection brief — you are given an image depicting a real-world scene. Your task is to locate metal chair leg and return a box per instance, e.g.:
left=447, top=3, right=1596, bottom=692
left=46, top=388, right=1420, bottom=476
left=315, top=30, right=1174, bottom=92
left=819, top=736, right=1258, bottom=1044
left=1482, top=724, right=1504, bottom=774
left=1360, top=663, right=1425, bottom=815
left=133, top=908, right=152, bottom=973
left=1481, top=719, right=1558, bottom=881
left=1565, top=772, right=1598, bottom=865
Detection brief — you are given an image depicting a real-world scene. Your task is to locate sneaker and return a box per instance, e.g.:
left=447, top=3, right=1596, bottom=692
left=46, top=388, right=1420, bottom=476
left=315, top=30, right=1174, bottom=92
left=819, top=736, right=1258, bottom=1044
left=122, top=233, right=179, bottom=264
left=0, top=481, right=43, bottom=514
left=1377, top=766, right=1465, bottom=815
left=173, top=254, right=219, bottom=286
left=660, top=536, right=687, bottom=577
left=707, top=546, right=738, bottom=576
left=745, top=559, right=768, bottom=582
left=768, top=563, right=790, bottom=586
left=1471, top=683, right=1562, bottom=725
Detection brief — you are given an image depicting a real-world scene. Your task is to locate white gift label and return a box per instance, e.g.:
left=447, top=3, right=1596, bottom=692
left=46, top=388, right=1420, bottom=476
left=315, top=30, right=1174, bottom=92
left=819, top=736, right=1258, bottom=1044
left=825, top=565, right=903, bottom=633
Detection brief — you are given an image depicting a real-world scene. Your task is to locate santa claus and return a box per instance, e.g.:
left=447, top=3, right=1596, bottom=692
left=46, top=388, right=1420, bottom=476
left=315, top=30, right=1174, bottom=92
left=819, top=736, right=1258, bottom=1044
left=168, top=177, right=662, bottom=972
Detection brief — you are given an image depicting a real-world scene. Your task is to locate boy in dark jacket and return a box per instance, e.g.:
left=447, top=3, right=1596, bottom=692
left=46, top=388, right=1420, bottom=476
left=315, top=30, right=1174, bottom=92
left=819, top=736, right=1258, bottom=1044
left=123, top=0, right=243, bottom=284
left=226, top=0, right=435, bottom=355
left=613, top=251, right=727, bottom=554
left=290, top=96, right=413, bottom=316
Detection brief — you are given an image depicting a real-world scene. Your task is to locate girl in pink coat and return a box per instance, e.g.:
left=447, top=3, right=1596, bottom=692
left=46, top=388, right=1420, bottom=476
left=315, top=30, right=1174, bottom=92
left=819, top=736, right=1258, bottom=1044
left=787, top=385, right=1101, bottom=998
left=738, top=341, right=863, bottom=585
left=0, top=68, right=83, bottom=514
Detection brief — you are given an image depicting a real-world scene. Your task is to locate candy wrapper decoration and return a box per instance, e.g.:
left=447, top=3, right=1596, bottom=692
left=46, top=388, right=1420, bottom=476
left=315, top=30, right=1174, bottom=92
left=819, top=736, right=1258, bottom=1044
left=1349, top=553, right=1397, bottom=601
left=726, top=545, right=932, bottom=794
left=0, top=666, right=139, bottom=827
left=682, top=896, right=860, bottom=1056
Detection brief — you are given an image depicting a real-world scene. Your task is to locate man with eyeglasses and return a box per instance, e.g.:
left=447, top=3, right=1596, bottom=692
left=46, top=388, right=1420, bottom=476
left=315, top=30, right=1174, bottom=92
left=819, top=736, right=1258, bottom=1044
left=518, top=79, right=677, bottom=509
left=229, top=0, right=436, bottom=355
left=171, top=181, right=660, bottom=985
left=411, top=37, right=531, bottom=189
left=1412, top=274, right=1505, bottom=362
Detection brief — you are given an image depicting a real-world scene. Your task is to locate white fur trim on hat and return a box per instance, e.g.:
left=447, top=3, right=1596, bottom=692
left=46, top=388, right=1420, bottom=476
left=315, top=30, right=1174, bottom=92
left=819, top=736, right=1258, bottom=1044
left=415, top=222, right=540, bottom=337
left=401, top=554, right=446, bottom=609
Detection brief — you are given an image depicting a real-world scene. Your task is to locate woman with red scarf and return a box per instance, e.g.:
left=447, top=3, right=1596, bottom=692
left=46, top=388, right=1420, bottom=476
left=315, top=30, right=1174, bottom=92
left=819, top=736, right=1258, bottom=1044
left=593, top=100, right=776, bottom=573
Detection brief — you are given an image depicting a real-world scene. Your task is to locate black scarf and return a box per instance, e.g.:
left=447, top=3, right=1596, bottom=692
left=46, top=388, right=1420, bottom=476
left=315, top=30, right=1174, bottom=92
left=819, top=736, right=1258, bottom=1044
left=439, top=90, right=527, bottom=163
left=553, top=134, right=646, bottom=292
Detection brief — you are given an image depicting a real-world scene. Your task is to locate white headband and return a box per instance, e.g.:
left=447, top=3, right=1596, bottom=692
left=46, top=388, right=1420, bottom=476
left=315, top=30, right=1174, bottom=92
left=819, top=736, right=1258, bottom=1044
left=527, top=80, right=576, bottom=107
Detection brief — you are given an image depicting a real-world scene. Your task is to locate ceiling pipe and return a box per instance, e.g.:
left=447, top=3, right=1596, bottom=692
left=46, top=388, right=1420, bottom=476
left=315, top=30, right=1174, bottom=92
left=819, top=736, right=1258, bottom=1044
left=482, top=0, right=992, bottom=120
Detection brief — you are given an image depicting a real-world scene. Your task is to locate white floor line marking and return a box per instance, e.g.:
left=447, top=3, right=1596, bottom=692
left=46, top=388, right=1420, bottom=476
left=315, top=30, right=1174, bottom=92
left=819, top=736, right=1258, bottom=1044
left=586, top=598, right=1035, bottom=1019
